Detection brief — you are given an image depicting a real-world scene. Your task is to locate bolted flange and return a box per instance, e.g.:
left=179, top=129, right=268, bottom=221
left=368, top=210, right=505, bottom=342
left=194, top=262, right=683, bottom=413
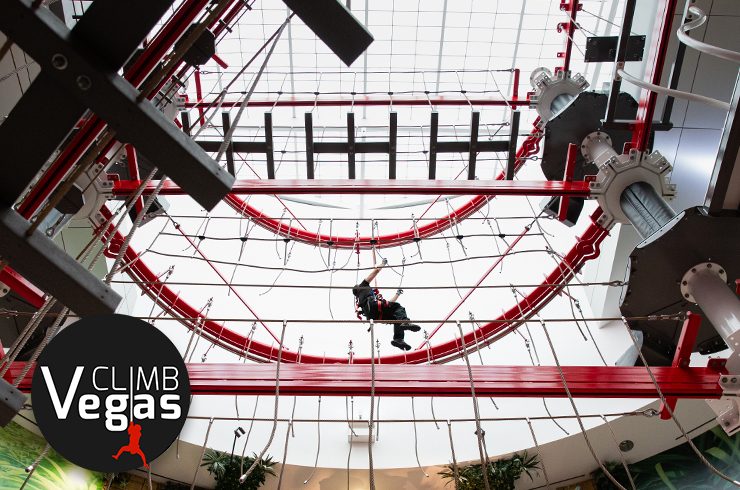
left=588, top=146, right=676, bottom=230
left=681, top=262, right=727, bottom=303
left=529, top=67, right=589, bottom=126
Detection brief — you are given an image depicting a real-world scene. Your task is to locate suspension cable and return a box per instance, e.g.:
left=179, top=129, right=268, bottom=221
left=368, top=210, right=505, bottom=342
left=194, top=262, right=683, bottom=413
left=525, top=418, right=552, bottom=490
left=539, top=320, right=627, bottom=490
left=456, top=321, right=491, bottom=490
left=620, top=317, right=740, bottom=487
left=446, top=420, right=461, bottom=490
left=239, top=320, right=288, bottom=484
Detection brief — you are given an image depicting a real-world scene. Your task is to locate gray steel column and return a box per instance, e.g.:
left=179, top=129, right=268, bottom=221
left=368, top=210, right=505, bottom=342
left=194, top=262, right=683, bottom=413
left=687, top=268, right=740, bottom=346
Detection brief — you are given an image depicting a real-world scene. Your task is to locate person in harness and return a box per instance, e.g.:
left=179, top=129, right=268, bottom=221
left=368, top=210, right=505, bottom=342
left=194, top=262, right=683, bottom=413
left=352, top=258, right=420, bottom=351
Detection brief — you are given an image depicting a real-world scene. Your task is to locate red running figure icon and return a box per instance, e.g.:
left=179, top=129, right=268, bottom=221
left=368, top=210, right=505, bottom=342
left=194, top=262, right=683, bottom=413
left=112, top=420, right=149, bottom=468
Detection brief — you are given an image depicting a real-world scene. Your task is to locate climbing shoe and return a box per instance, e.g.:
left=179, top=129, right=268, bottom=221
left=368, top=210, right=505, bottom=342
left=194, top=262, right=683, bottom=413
left=391, top=339, right=412, bottom=351
left=403, top=323, right=421, bottom=332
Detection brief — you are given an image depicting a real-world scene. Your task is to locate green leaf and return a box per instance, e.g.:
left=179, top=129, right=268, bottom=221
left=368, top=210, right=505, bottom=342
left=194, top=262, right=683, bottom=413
left=654, top=463, right=678, bottom=490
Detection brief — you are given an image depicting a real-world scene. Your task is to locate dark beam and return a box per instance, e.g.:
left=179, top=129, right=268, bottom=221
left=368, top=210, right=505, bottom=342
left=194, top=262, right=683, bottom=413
left=506, top=110, right=520, bottom=180
left=604, top=0, right=637, bottom=123
left=467, top=111, right=480, bottom=180
left=707, top=72, right=740, bottom=214
left=265, top=112, right=275, bottom=179
left=347, top=112, right=356, bottom=179
left=221, top=112, right=235, bottom=177
left=305, top=112, right=315, bottom=179
left=429, top=111, right=439, bottom=179
left=0, top=0, right=234, bottom=210
left=389, top=111, right=397, bottom=179
left=0, top=208, right=121, bottom=315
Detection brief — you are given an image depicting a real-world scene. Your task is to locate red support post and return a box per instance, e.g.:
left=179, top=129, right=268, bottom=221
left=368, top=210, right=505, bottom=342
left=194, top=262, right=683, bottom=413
left=193, top=69, right=206, bottom=127
left=659, top=312, right=702, bottom=419
left=0, top=266, right=45, bottom=308
left=125, top=144, right=144, bottom=214
left=211, top=53, right=229, bottom=69
left=557, top=1, right=581, bottom=74
left=558, top=143, right=578, bottom=221
left=631, top=0, right=679, bottom=151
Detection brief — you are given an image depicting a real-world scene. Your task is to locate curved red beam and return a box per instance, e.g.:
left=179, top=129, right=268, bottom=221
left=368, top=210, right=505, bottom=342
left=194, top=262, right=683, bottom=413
left=223, top=127, right=542, bottom=250
left=99, top=206, right=607, bottom=365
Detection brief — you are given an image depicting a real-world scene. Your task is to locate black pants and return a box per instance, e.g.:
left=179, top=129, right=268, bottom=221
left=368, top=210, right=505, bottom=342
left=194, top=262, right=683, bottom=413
left=378, top=301, right=410, bottom=341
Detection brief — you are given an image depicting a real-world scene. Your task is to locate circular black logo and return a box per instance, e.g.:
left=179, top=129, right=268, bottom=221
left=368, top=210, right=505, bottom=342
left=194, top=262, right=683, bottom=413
left=32, top=314, right=190, bottom=472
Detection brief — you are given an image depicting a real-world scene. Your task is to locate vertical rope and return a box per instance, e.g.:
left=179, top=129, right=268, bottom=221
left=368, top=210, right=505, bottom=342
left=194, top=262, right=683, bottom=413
left=600, top=415, right=636, bottom=490
left=446, top=421, right=461, bottom=490
left=368, top=319, right=376, bottom=490
left=410, top=397, right=429, bottom=477
left=302, top=396, right=321, bottom=485
left=190, top=417, right=214, bottom=490
left=620, top=317, right=740, bottom=486
left=526, top=418, right=552, bottom=490
left=455, top=321, right=491, bottom=490
left=276, top=421, right=292, bottom=490
left=239, top=320, right=288, bottom=483
left=539, top=320, right=627, bottom=490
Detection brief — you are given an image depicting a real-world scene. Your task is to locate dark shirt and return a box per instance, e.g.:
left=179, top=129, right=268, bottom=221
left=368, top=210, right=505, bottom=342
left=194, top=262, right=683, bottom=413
left=352, top=279, right=374, bottom=304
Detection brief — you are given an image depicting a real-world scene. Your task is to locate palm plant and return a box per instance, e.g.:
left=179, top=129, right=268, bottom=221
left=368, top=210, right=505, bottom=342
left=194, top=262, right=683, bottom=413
left=439, top=451, right=540, bottom=490
left=201, top=449, right=276, bottom=490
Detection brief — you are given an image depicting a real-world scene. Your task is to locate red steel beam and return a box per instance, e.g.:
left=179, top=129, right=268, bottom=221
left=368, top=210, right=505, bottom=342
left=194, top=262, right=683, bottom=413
left=183, top=95, right=522, bottom=109
left=0, top=266, right=45, bottom=308
left=558, top=142, right=578, bottom=221
left=556, top=1, right=581, bottom=73
left=98, top=206, right=609, bottom=365
left=631, top=0, right=679, bottom=151
left=113, top=179, right=592, bottom=197
left=6, top=363, right=724, bottom=398
left=659, top=312, right=702, bottom=419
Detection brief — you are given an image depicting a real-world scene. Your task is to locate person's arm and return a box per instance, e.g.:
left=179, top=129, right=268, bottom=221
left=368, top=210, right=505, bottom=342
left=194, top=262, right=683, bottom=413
left=389, top=288, right=403, bottom=303
left=365, top=258, right=388, bottom=283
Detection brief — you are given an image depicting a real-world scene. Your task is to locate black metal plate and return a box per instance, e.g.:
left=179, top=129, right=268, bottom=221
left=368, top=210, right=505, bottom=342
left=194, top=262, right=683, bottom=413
left=283, top=0, right=373, bottom=66
left=621, top=207, right=740, bottom=365
left=585, top=35, right=646, bottom=63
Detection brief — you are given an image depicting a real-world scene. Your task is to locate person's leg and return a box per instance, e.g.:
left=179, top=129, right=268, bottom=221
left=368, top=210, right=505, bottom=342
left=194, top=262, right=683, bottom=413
left=383, top=303, right=411, bottom=351
left=389, top=302, right=420, bottom=332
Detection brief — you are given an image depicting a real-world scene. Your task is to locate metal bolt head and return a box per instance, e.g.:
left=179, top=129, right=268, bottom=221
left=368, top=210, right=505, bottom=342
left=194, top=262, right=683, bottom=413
left=722, top=377, right=729, bottom=383
left=51, top=53, right=68, bottom=70
left=619, top=440, right=634, bottom=452
left=76, top=75, right=92, bottom=91
left=732, top=378, right=738, bottom=383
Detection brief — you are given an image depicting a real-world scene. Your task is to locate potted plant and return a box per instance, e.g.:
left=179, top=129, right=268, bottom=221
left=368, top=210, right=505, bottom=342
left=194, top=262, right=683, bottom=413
left=201, top=449, right=276, bottom=490
left=439, top=451, right=540, bottom=490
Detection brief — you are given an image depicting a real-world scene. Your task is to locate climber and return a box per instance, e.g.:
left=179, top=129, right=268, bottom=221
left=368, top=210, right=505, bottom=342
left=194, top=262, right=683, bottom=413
left=352, top=258, right=421, bottom=351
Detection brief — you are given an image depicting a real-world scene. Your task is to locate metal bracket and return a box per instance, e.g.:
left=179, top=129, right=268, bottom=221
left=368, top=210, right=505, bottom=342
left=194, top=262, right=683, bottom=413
left=588, top=147, right=676, bottom=229
left=529, top=67, right=589, bottom=126
left=681, top=262, right=727, bottom=303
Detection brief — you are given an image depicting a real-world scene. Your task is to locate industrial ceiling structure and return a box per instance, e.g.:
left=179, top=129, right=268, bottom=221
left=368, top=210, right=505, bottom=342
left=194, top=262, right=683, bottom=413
left=0, top=0, right=739, bottom=488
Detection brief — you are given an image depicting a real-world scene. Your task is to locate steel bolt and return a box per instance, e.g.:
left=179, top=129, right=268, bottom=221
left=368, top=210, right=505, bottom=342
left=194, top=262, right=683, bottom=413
left=732, top=378, right=738, bottom=383
left=76, top=75, right=92, bottom=91
left=51, top=53, right=68, bottom=70
left=722, top=377, right=728, bottom=383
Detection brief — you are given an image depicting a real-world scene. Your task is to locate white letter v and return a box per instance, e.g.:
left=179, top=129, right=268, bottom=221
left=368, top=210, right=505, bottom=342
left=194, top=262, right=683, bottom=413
left=40, top=366, right=84, bottom=419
